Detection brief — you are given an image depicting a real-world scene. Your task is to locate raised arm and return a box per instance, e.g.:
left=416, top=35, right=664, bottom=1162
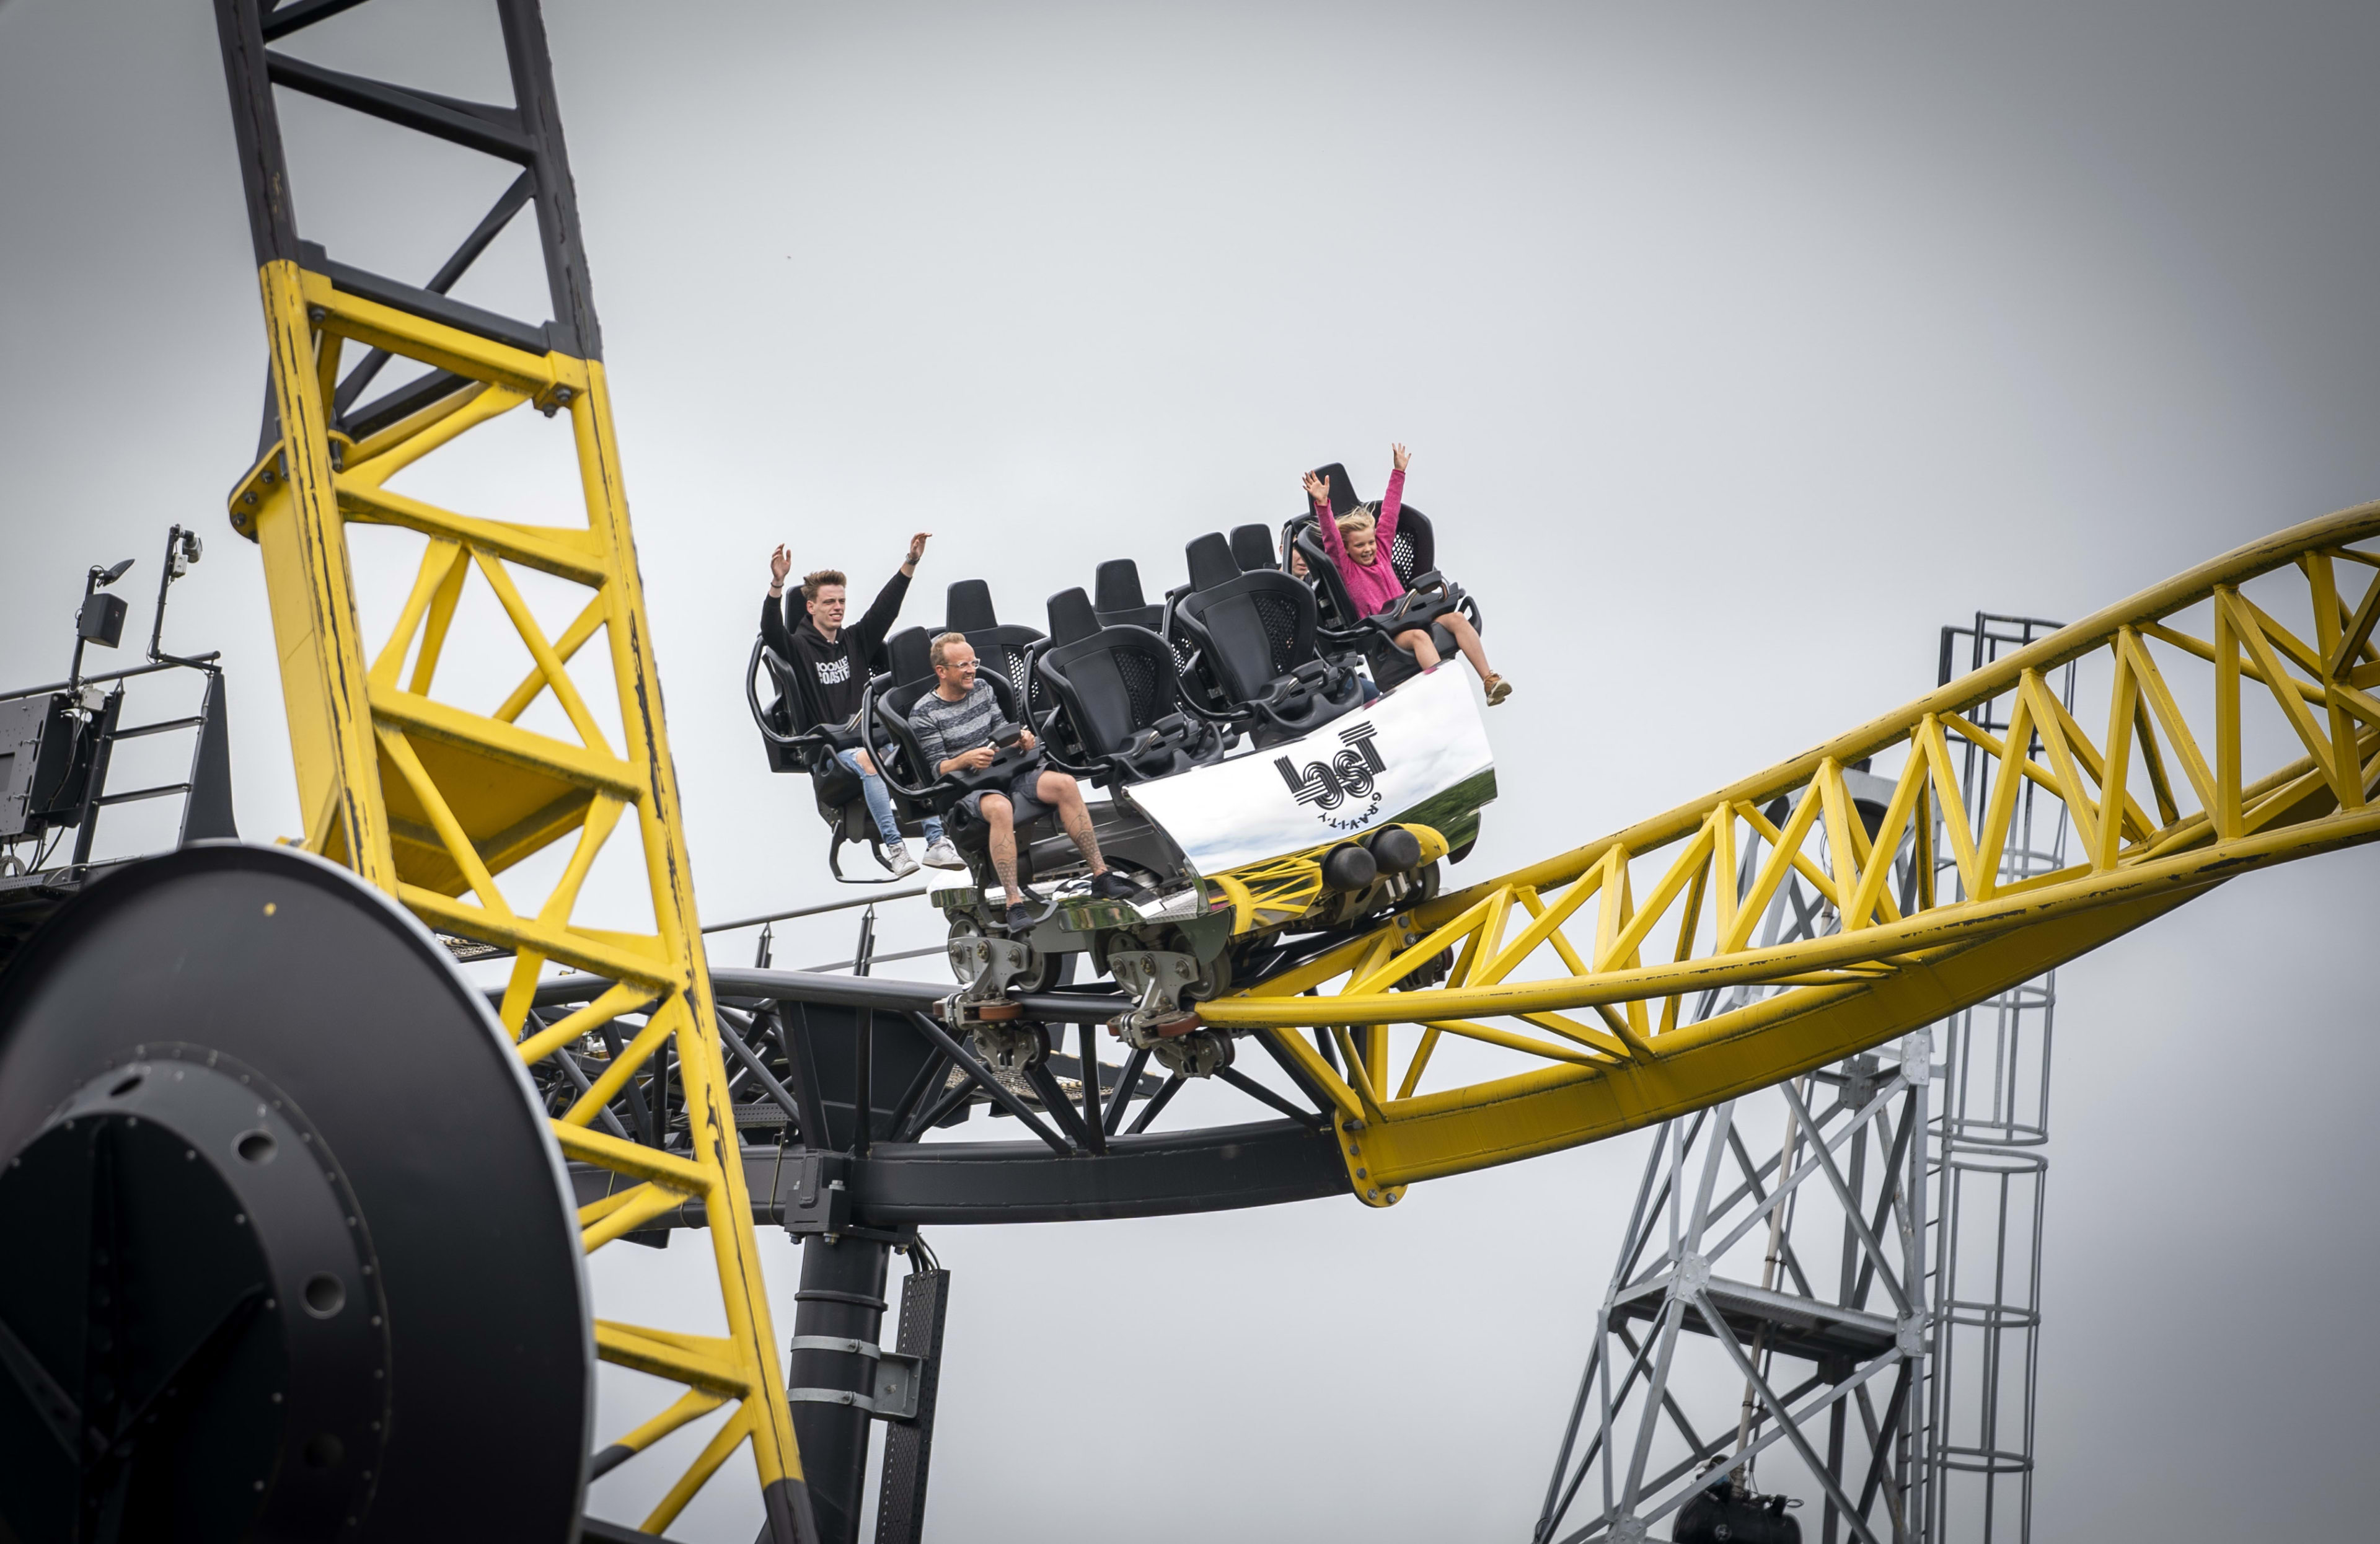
left=1377, top=444, right=1409, bottom=550
left=1303, top=470, right=1349, bottom=567
left=761, top=544, right=796, bottom=657
left=852, top=533, right=930, bottom=656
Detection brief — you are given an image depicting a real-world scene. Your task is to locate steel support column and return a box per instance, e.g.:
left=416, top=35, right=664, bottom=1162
left=785, top=1238, right=893, bottom=1544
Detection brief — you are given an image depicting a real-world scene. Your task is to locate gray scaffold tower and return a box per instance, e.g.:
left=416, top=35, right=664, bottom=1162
left=1530, top=615, right=2069, bottom=1544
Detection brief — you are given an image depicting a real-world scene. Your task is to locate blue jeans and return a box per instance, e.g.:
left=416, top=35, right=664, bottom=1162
left=837, top=747, right=942, bottom=847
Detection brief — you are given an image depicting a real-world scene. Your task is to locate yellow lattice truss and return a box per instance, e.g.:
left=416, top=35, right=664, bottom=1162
left=1202, top=507, right=2380, bottom=1204
left=230, top=258, right=806, bottom=1534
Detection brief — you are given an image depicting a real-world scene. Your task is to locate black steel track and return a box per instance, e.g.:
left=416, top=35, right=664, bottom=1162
left=514, top=968, right=1352, bottom=1227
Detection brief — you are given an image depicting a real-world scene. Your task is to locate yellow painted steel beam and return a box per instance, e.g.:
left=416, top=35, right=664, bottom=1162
left=230, top=261, right=811, bottom=1522
left=1208, top=506, right=2380, bottom=1200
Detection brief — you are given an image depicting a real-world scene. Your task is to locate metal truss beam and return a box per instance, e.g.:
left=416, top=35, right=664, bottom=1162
left=209, top=1, right=811, bottom=1537
left=1201, top=508, right=2380, bottom=1198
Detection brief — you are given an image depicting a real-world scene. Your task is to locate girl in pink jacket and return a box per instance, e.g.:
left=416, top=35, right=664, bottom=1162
left=1303, top=444, right=1510, bottom=704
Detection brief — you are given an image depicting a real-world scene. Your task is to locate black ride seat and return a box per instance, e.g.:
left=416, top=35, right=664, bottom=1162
left=1092, top=559, right=1166, bottom=632
left=1102, top=554, right=1236, bottom=729
left=866, top=627, right=1054, bottom=881
left=1229, top=523, right=1279, bottom=573
left=747, top=635, right=921, bottom=880
left=1292, top=460, right=1484, bottom=694
left=1035, top=588, right=1225, bottom=785
left=944, top=579, right=1046, bottom=713
left=1170, top=532, right=1363, bottom=748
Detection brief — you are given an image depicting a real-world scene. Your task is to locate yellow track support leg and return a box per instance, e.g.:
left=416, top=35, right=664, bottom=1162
left=232, top=260, right=815, bottom=1540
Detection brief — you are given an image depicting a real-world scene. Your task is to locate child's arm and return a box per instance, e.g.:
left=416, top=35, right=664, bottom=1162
left=1302, top=470, right=1349, bottom=570
left=1377, top=444, right=1411, bottom=551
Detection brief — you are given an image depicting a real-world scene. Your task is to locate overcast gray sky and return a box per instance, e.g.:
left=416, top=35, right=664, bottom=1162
left=4, top=2, right=2377, bottom=1539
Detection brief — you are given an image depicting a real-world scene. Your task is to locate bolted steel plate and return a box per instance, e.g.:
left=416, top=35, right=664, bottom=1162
left=0, top=844, right=590, bottom=1543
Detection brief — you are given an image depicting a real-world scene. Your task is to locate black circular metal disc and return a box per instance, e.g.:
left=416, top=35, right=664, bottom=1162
left=0, top=844, right=589, bottom=1543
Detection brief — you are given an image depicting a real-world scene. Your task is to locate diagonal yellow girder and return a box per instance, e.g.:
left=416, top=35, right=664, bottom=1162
left=1205, top=505, right=2380, bottom=1198
left=232, top=260, right=813, bottom=1522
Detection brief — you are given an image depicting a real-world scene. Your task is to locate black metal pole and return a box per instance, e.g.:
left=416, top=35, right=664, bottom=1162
left=68, top=689, right=123, bottom=867
left=66, top=568, right=100, bottom=691
left=785, top=1237, right=891, bottom=1544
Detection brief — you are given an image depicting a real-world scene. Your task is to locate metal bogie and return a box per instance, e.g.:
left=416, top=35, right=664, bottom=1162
left=1148, top=1028, right=1235, bottom=1080
left=1108, top=947, right=1210, bottom=1033
left=967, top=1020, right=1051, bottom=1077
left=944, top=927, right=1041, bottom=1002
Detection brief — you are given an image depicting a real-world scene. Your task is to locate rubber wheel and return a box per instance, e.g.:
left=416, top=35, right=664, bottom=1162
left=0, top=844, right=589, bottom=1543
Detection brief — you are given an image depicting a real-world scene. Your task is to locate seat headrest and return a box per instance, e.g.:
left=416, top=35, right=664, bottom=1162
left=1046, top=587, right=1100, bottom=646
left=1307, top=462, right=1361, bottom=519
left=1185, top=532, right=1240, bottom=593
left=945, top=578, right=998, bottom=634
left=1230, top=524, right=1278, bottom=573
left=1093, top=558, right=1147, bottom=616
left=886, top=626, right=932, bottom=686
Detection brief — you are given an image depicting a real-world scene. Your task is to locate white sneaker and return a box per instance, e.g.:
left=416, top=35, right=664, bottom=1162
left=921, top=838, right=964, bottom=870
left=883, top=842, right=920, bottom=878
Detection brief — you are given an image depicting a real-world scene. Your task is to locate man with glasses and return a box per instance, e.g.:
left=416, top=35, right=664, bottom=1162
left=911, top=632, right=1135, bottom=930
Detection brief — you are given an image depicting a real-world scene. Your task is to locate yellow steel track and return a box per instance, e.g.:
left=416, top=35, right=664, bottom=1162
left=1202, top=506, right=2380, bottom=1203
left=230, top=259, right=809, bottom=1535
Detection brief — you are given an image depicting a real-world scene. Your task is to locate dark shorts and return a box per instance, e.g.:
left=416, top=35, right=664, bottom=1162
left=960, top=764, right=1055, bottom=827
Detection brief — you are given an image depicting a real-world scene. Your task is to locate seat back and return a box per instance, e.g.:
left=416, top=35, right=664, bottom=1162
left=1038, top=588, right=1184, bottom=758
left=1230, top=523, right=1279, bottom=573
left=1046, top=585, right=1101, bottom=647
left=945, top=578, right=998, bottom=634
left=1308, top=461, right=1361, bottom=519
left=1384, top=504, right=1439, bottom=586
left=753, top=641, right=819, bottom=775
left=940, top=580, right=1045, bottom=713
left=871, top=627, right=941, bottom=782
left=1093, top=558, right=1166, bottom=632
left=1173, top=533, right=1327, bottom=707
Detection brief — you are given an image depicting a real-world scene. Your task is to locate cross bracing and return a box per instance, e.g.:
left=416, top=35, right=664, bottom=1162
left=1199, top=509, right=2380, bottom=1198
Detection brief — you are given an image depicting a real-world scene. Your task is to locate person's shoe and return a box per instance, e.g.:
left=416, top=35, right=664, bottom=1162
left=1484, top=674, right=1513, bottom=707
left=1090, top=869, right=1139, bottom=902
left=883, top=842, right=920, bottom=878
left=1005, top=902, right=1037, bottom=933
left=921, top=838, right=964, bottom=869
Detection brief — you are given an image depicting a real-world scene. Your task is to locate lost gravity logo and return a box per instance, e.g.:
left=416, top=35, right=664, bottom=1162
left=1275, top=721, right=1388, bottom=832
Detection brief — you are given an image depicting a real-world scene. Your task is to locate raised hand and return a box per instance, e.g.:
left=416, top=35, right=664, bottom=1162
left=906, top=532, right=932, bottom=567
left=1390, top=443, right=1411, bottom=472
left=770, top=544, right=792, bottom=585
left=1302, top=470, right=1331, bottom=508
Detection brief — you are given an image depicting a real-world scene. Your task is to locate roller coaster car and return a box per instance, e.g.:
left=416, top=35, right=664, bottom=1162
left=894, top=565, right=1494, bottom=1074
left=1288, top=461, right=1485, bottom=694
left=749, top=547, right=1497, bottom=1069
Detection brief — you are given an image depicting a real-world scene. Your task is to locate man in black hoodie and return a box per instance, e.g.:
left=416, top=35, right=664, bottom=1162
left=763, top=532, right=958, bottom=874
